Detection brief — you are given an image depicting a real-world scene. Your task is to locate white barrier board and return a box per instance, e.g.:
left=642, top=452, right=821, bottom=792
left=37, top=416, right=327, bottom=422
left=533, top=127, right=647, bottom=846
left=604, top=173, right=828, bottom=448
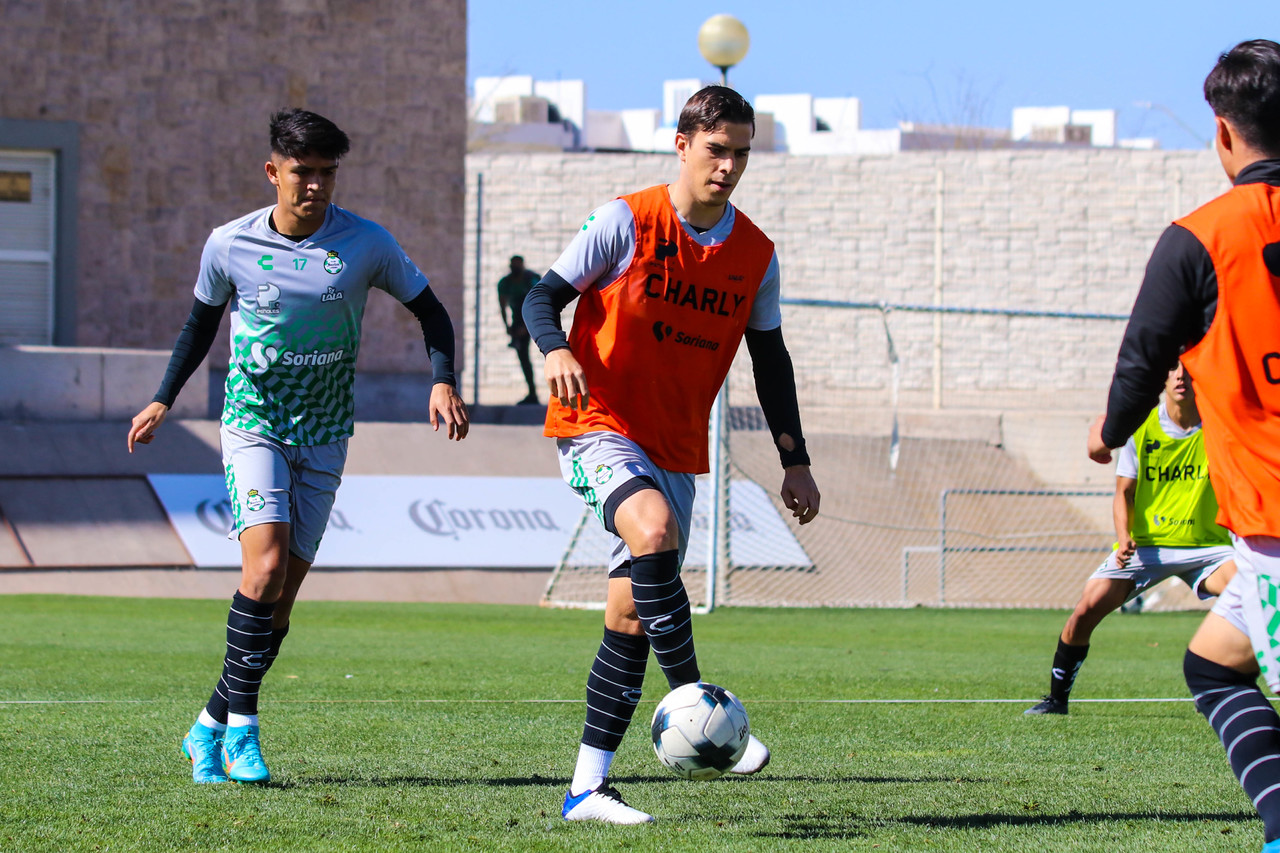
left=148, top=475, right=811, bottom=570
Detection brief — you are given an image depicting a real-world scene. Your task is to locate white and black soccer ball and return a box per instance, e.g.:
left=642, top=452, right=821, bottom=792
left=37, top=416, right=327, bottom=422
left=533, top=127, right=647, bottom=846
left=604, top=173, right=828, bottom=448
left=650, top=682, right=750, bottom=781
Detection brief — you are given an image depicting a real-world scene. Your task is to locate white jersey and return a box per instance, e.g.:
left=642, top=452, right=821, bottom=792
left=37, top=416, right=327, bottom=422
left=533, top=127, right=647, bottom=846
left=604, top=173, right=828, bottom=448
left=549, top=195, right=783, bottom=331
left=195, top=204, right=430, bottom=445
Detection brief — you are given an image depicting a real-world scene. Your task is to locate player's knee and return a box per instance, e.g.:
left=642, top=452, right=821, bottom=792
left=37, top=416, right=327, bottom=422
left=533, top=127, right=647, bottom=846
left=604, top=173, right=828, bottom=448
left=628, top=519, right=678, bottom=555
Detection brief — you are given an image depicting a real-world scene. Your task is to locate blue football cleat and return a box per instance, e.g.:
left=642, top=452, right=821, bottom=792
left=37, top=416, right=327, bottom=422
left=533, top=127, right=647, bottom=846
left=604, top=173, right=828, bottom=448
left=182, top=722, right=228, bottom=784
left=221, top=724, right=271, bottom=784
left=1262, top=839, right=1280, bottom=853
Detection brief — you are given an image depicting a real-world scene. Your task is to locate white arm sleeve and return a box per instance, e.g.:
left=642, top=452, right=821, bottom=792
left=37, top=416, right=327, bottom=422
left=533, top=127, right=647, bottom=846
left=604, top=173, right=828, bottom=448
left=549, top=199, right=636, bottom=292
left=193, top=231, right=234, bottom=306
left=1115, top=437, right=1139, bottom=480
left=747, top=251, right=783, bottom=331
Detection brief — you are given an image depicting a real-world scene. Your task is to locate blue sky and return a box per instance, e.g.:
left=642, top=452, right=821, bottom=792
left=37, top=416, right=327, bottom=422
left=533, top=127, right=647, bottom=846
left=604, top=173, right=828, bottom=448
left=468, top=1, right=1276, bottom=149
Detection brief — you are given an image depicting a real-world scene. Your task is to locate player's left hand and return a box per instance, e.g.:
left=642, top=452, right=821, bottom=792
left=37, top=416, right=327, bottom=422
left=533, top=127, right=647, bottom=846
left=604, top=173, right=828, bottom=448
left=1087, top=414, right=1113, bottom=464
left=429, top=383, right=470, bottom=441
left=780, top=465, right=820, bottom=525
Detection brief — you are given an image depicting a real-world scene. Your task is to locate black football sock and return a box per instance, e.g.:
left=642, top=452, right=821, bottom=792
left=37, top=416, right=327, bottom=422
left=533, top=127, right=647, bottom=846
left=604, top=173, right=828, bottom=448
left=264, top=624, right=289, bottom=673
left=630, top=549, right=699, bottom=689
left=581, top=627, right=650, bottom=752
left=206, top=591, right=275, bottom=723
left=1186, top=650, right=1280, bottom=842
left=1049, top=638, right=1089, bottom=703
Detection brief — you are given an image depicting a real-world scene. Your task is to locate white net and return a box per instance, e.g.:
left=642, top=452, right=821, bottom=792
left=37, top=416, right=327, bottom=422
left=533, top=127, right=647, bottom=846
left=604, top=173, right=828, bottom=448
left=540, top=303, right=1202, bottom=610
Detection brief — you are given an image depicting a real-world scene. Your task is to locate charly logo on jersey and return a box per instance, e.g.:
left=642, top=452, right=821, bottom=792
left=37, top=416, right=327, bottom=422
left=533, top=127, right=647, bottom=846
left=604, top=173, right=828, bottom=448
left=651, top=320, right=720, bottom=351
left=323, top=250, right=344, bottom=274
left=643, top=273, right=747, bottom=319
left=255, top=283, right=281, bottom=315
left=321, top=286, right=344, bottom=302
left=245, top=489, right=266, bottom=512
left=248, top=342, right=344, bottom=369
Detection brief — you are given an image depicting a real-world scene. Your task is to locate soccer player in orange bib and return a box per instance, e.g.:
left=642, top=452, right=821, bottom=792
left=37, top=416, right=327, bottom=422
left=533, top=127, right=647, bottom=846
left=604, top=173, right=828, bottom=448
left=523, top=86, right=821, bottom=824
left=1087, top=41, right=1280, bottom=853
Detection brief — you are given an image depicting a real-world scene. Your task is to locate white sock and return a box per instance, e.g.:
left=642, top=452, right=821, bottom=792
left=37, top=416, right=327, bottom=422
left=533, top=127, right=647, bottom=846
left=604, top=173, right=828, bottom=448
left=197, top=709, right=227, bottom=732
left=570, top=744, right=615, bottom=796
left=227, top=713, right=259, bottom=729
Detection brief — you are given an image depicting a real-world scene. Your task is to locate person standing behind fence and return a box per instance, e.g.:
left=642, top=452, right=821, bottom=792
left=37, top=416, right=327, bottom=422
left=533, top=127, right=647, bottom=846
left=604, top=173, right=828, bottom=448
left=1026, top=361, right=1235, bottom=715
left=1085, top=40, right=1280, bottom=852
left=498, top=255, right=541, bottom=405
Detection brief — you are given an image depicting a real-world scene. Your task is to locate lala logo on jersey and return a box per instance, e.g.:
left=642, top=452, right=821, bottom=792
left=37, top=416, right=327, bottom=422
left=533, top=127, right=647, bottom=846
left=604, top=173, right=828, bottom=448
left=255, top=283, right=281, bottom=315
left=321, top=286, right=344, bottom=303
left=323, top=250, right=344, bottom=274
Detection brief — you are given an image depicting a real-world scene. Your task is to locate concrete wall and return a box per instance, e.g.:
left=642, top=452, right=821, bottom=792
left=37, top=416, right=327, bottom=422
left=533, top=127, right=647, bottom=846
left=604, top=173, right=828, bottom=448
left=0, top=345, right=207, bottom=420
left=463, top=148, right=1226, bottom=408
left=1, top=0, right=466, bottom=373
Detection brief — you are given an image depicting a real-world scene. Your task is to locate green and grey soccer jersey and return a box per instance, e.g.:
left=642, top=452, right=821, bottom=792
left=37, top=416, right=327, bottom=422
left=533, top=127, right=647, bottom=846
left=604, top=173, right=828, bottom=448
left=195, top=204, right=429, bottom=445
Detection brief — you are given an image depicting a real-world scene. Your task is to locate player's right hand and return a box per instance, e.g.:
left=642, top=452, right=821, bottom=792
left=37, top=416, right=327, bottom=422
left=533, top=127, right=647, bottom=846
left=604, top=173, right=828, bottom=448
left=1087, top=414, right=1113, bottom=464
left=545, top=348, right=589, bottom=410
left=127, top=401, right=170, bottom=453
left=1114, top=537, right=1137, bottom=569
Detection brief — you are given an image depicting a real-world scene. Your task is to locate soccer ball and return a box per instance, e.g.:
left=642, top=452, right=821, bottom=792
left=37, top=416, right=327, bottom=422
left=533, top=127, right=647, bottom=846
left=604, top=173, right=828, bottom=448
left=650, top=682, right=750, bottom=780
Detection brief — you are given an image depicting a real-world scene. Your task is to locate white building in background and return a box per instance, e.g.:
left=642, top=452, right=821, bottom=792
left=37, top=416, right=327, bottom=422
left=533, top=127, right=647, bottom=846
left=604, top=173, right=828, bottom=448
left=469, top=75, right=1159, bottom=154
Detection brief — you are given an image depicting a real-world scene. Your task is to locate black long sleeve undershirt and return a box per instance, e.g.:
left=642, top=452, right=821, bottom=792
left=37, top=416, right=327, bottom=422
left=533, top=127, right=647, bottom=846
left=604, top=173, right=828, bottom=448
left=522, top=270, right=581, bottom=354
left=1101, top=224, right=1217, bottom=449
left=745, top=326, right=811, bottom=469
left=403, top=286, right=458, bottom=387
left=153, top=297, right=228, bottom=407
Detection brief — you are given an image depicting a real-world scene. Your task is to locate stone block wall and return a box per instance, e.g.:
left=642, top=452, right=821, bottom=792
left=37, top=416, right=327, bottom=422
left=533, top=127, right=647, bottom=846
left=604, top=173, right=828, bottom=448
left=464, top=148, right=1226, bottom=410
left=1, top=0, right=465, bottom=374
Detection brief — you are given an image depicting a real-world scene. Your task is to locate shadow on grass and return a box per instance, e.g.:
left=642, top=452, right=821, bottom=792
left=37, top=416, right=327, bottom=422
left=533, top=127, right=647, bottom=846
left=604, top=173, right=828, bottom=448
left=749, top=810, right=1256, bottom=841
left=268, top=772, right=992, bottom=789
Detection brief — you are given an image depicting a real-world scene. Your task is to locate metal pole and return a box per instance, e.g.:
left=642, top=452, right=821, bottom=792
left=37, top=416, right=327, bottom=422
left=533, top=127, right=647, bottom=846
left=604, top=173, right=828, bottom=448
left=938, top=488, right=948, bottom=604
left=706, top=385, right=729, bottom=611
left=932, top=169, right=944, bottom=410
left=472, top=172, right=483, bottom=405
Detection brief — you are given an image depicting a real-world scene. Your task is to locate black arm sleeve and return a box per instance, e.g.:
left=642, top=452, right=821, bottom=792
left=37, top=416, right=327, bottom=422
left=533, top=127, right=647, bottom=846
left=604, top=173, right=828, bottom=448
left=404, top=286, right=457, bottom=387
left=1101, top=224, right=1217, bottom=448
left=744, top=326, right=811, bottom=468
left=152, top=297, right=228, bottom=407
left=522, top=270, right=582, bottom=355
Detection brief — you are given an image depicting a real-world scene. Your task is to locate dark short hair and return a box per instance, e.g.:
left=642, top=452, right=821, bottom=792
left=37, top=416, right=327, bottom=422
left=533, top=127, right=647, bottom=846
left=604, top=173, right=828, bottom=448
left=509, top=255, right=524, bottom=264
left=1205, top=40, right=1280, bottom=157
left=269, top=108, right=351, bottom=161
left=676, top=86, right=755, bottom=138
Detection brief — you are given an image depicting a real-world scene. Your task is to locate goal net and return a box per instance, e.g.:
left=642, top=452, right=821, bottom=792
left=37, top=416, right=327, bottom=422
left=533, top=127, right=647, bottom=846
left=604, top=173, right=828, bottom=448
left=543, top=302, right=1203, bottom=611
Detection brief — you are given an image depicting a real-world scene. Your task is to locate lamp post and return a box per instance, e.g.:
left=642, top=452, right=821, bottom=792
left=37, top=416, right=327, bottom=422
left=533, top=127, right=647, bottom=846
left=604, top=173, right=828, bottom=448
left=698, top=14, right=750, bottom=87
left=697, top=14, right=749, bottom=610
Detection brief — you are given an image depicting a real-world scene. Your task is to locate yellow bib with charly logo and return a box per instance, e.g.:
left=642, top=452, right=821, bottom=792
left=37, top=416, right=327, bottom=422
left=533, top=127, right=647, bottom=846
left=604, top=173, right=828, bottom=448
left=1129, top=406, right=1229, bottom=548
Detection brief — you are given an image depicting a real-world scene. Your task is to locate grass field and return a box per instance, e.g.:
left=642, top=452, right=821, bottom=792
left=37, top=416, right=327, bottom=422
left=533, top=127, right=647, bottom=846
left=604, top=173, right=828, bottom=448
left=0, top=595, right=1262, bottom=852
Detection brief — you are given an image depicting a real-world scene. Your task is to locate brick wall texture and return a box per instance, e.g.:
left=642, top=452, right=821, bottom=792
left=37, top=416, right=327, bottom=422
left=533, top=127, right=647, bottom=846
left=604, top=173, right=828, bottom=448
left=465, top=149, right=1227, bottom=412
left=2, top=0, right=465, bottom=373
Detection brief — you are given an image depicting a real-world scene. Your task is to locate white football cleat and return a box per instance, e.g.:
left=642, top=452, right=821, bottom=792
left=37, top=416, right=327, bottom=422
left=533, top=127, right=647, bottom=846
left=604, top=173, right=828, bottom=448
left=562, top=784, right=654, bottom=824
left=728, top=733, right=771, bottom=775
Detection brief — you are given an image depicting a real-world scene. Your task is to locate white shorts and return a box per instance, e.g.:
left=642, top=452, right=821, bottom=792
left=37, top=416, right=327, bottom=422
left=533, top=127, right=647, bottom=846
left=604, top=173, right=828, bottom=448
left=556, top=431, right=695, bottom=576
left=1089, top=544, right=1234, bottom=602
left=220, top=423, right=348, bottom=564
left=1211, top=534, right=1280, bottom=692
